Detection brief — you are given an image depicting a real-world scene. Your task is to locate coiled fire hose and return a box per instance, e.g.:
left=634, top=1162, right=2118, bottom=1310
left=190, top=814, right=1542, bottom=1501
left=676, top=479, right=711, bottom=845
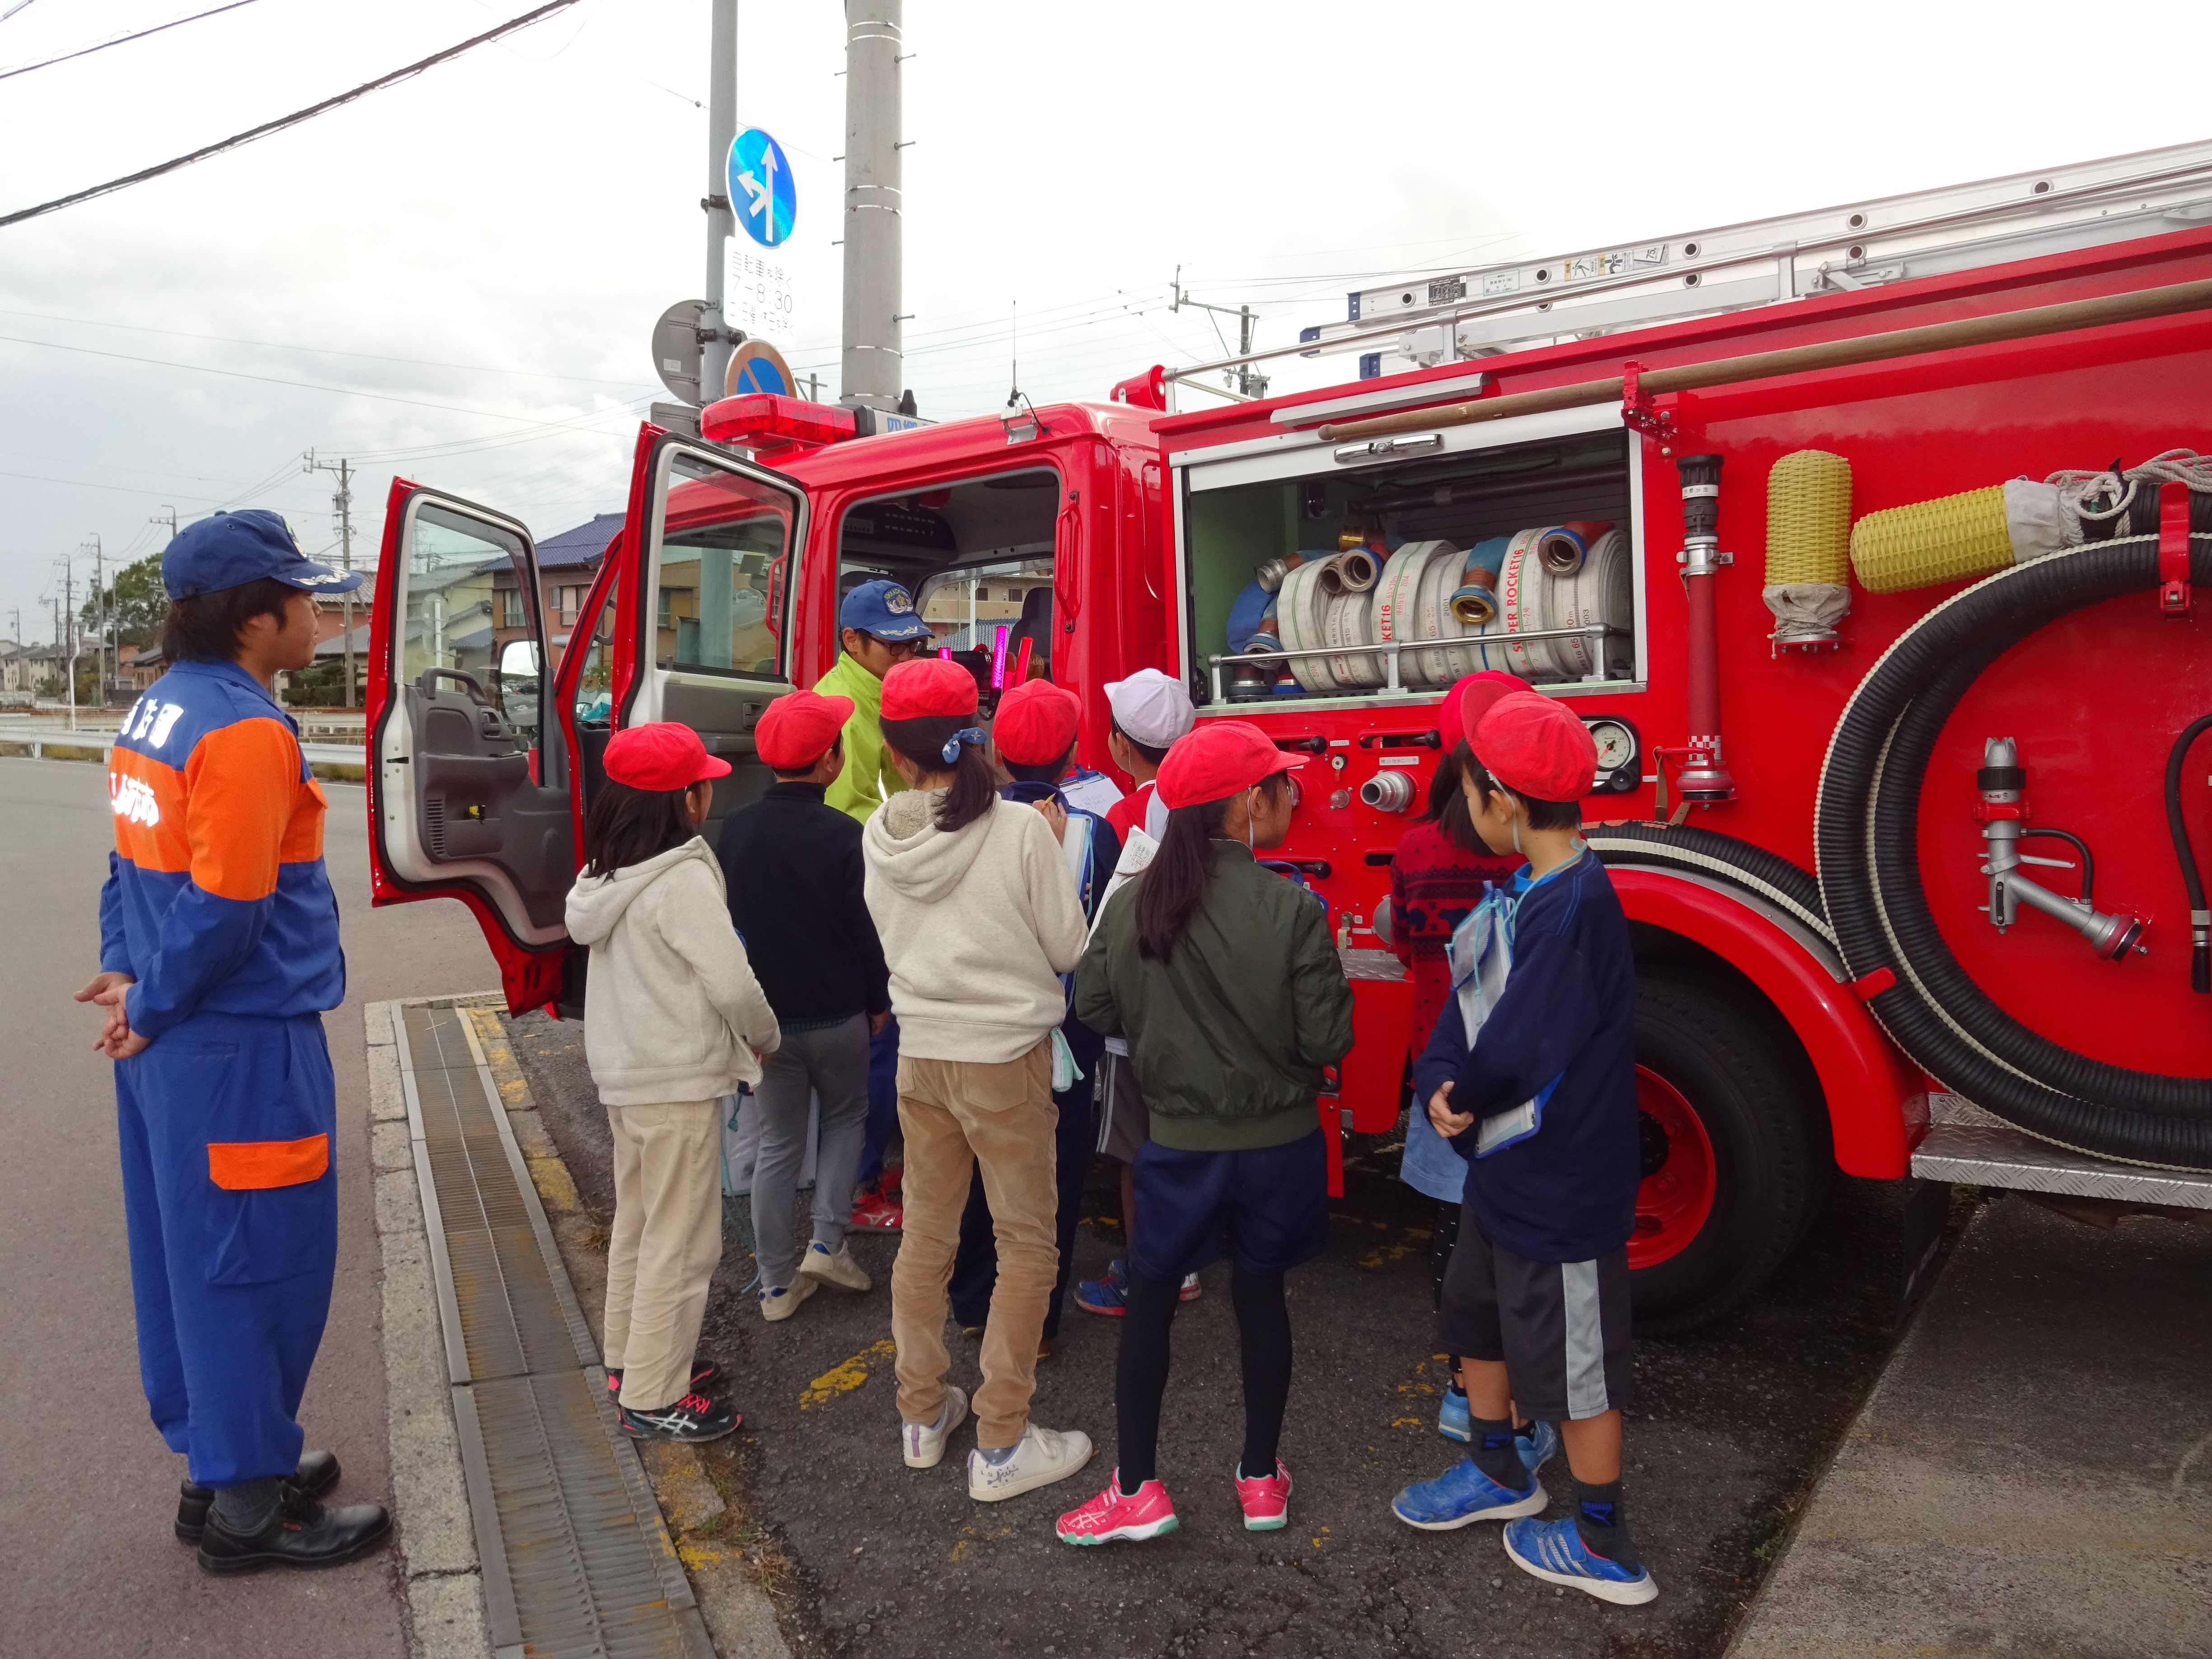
left=1816, top=530, right=2212, bottom=1170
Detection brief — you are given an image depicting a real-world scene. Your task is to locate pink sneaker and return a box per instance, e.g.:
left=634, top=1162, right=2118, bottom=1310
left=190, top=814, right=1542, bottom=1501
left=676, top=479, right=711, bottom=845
left=1056, top=1472, right=1179, bottom=1545
left=1234, top=1459, right=1293, bottom=1531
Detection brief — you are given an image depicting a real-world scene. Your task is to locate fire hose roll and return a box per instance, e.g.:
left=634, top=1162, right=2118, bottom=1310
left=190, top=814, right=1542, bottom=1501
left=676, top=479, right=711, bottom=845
left=1373, top=540, right=1458, bottom=690
left=1816, top=530, right=2212, bottom=1168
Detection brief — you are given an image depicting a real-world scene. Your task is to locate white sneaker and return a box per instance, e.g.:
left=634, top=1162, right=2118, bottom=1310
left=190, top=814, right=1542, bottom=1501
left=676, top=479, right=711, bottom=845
left=759, top=1275, right=818, bottom=1323
left=798, top=1241, right=872, bottom=1293
left=966, top=1424, right=1094, bottom=1502
left=903, top=1385, right=968, bottom=1469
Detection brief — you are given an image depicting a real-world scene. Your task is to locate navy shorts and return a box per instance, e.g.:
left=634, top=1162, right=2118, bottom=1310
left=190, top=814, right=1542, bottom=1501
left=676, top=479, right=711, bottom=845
left=1128, top=1130, right=1330, bottom=1285
left=1434, top=1202, right=1632, bottom=1423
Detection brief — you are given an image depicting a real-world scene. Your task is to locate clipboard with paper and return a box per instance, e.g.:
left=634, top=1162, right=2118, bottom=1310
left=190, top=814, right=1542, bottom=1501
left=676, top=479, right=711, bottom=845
left=1445, top=885, right=1543, bottom=1158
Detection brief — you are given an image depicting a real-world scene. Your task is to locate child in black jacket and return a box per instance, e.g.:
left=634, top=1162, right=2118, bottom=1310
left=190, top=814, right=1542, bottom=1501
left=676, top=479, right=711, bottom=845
left=718, top=690, right=893, bottom=1322
left=1388, top=692, right=1656, bottom=1607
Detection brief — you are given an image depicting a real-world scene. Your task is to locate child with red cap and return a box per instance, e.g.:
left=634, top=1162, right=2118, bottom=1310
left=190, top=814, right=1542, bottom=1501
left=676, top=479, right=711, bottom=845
left=1387, top=672, right=1530, bottom=1446
left=1061, top=720, right=1355, bottom=1544
left=716, top=690, right=893, bottom=1323
left=566, top=723, right=781, bottom=1444
left=861, top=658, right=1096, bottom=1502
left=1387, top=693, right=1656, bottom=1606
left=945, top=678, right=1123, bottom=1356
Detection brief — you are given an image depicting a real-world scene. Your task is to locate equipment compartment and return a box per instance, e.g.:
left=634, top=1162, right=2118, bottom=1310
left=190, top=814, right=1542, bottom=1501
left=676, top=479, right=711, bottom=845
left=1181, top=428, right=1639, bottom=704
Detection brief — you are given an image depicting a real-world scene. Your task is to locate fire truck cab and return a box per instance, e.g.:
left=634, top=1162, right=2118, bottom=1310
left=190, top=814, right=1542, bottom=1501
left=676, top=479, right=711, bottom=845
left=366, top=138, right=2212, bottom=1333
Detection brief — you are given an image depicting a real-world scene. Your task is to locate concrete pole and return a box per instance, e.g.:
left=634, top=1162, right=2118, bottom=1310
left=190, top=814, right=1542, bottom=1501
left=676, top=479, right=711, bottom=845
left=701, top=0, right=739, bottom=405
left=336, top=457, right=354, bottom=709
left=840, top=1, right=902, bottom=412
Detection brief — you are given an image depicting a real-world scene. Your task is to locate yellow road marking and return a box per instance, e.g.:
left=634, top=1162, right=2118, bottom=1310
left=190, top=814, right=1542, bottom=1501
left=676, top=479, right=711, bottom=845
left=800, top=1338, right=896, bottom=1410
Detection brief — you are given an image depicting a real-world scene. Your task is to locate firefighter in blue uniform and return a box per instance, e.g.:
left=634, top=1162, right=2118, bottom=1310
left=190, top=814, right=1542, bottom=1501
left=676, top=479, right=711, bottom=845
left=77, top=510, right=390, bottom=1572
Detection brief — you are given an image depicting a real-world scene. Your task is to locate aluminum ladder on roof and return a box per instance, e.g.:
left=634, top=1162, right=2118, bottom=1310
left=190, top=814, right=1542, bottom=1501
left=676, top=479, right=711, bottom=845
left=1288, top=136, right=2212, bottom=370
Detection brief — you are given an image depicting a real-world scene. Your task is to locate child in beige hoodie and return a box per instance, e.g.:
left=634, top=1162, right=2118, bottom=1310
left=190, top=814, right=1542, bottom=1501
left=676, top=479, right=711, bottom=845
left=565, top=724, right=778, bottom=1445
left=861, top=658, right=1092, bottom=1503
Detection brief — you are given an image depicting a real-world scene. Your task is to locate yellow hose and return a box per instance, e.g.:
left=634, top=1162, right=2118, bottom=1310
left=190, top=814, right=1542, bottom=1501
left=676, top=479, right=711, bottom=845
left=1766, top=450, right=1851, bottom=586
left=1850, top=484, right=2012, bottom=594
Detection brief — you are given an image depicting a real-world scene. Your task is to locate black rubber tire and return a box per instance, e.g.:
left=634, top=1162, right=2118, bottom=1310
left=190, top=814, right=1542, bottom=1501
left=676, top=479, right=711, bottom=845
left=1630, top=968, right=1828, bottom=1335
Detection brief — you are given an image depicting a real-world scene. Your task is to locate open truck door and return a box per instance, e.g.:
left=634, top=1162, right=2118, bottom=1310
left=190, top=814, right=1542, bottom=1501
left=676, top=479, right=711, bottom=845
left=366, top=483, right=577, bottom=1012
left=601, top=428, right=808, bottom=840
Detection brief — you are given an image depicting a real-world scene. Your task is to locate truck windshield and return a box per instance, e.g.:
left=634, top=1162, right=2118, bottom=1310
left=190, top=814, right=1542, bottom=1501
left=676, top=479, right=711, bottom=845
left=837, top=466, right=1061, bottom=692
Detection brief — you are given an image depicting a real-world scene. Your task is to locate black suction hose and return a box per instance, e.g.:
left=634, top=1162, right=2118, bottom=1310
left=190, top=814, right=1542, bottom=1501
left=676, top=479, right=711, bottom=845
left=1584, top=820, right=1829, bottom=941
left=1816, top=530, right=2212, bottom=1169
left=2165, top=714, right=2212, bottom=996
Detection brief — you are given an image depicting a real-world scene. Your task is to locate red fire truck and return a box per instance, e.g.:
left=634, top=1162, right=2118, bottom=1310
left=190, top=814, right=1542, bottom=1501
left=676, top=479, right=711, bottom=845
left=366, top=138, right=2212, bottom=1331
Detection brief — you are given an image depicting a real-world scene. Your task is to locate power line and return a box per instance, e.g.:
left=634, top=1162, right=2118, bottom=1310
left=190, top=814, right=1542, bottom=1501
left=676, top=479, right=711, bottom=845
left=0, top=0, right=262, bottom=84
left=0, top=0, right=583, bottom=230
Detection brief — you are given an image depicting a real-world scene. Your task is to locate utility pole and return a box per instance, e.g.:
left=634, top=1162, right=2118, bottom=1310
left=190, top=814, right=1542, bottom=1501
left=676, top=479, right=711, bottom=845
left=1171, top=268, right=1269, bottom=399
left=700, top=0, right=739, bottom=405
left=305, top=453, right=356, bottom=706
left=88, top=533, right=104, bottom=709
left=54, top=556, right=77, bottom=731
left=840, top=1, right=903, bottom=412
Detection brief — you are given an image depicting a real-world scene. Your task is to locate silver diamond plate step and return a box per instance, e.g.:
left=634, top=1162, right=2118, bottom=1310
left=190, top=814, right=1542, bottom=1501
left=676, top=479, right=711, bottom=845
left=1912, top=1094, right=2212, bottom=1210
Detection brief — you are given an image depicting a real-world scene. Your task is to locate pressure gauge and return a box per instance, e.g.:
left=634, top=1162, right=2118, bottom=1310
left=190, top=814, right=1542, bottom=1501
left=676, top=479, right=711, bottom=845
left=1582, top=716, right=1641, bottom=794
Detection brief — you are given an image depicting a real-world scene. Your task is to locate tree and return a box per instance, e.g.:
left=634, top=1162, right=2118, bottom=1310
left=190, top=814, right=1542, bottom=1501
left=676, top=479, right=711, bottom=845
left=81, top=553, right=168, bottom=647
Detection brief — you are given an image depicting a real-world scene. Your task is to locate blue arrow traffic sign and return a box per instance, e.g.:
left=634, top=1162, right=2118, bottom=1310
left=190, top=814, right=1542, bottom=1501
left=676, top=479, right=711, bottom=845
left=727, top=127, right=796, bottom=249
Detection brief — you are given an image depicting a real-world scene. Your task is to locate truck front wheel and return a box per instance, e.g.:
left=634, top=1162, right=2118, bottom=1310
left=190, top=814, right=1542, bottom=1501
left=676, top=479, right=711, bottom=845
left=1627, top=968, right=1828, bottom=1334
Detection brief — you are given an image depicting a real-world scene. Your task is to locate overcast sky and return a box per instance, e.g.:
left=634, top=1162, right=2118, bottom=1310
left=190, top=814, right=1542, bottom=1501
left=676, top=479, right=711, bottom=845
left=1, top=0, right=2205, bottom=643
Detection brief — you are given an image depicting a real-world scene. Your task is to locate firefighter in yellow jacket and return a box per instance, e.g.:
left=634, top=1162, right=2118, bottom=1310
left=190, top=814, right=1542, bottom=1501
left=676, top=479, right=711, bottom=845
left=79, top=511, right=390, bottom=1573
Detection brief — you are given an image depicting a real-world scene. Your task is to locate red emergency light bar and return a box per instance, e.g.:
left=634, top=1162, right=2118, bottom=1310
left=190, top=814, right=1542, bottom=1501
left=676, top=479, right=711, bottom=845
left=700, top=393, right=858, bottom=455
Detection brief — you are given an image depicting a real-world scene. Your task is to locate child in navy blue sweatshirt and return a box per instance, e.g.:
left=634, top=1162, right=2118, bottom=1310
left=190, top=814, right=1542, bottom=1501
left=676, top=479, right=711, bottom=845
left=1387, top=692, right=1655, bottom=1607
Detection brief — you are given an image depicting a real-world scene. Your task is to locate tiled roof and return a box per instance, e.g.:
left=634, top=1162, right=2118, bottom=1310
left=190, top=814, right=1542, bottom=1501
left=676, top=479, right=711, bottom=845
left=537, top=512, right=624, bottom=569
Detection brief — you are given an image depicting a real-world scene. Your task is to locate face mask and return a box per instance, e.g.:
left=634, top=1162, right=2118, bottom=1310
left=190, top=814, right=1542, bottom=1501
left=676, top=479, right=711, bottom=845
left=1246, top=786, right=1260, bottom=849
left=1509, top=797, right=1523, bottom=856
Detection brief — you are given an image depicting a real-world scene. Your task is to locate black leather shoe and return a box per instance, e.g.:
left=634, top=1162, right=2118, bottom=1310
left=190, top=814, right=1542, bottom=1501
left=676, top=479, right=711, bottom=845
left=176, top=1449, right=341, bottom=1543
left=196, top=1486, right=391, bottom=1575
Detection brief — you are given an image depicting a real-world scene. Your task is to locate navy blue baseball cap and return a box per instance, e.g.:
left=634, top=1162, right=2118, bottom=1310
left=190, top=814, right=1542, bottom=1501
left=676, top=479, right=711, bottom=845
left=839, top=577, right=933, bottom=642
left=162, top=509, right=366, bottom=601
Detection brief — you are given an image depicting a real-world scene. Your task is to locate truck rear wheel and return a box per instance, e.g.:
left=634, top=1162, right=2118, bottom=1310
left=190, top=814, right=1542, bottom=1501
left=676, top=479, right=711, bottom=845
left=1629, top=968, right=1828, bottom=1334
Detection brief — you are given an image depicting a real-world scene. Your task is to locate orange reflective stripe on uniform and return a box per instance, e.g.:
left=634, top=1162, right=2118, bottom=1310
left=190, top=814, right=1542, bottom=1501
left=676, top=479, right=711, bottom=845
left=206, top=1132, right=330, bottom=1190
left=182, top=717, right=300, bottom=902
left=281, top=776, right=329, bottom=865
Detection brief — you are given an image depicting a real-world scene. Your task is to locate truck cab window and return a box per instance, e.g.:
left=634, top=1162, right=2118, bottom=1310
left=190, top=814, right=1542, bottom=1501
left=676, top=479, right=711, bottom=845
left=655, top=454, right=796, bottom=680
left=836, top=466, right=1061, bottom=696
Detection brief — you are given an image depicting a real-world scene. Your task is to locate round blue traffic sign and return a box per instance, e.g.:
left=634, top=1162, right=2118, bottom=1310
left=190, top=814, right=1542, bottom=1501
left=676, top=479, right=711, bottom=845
left=727, top=339, right=795, bottom=397
left=727, top=127, right=796, bottom=248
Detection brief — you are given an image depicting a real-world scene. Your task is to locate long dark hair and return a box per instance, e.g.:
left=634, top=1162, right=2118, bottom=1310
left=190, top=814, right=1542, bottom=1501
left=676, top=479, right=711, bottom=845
left=581, top=778, right=697, bottom=878
left=880, top=714, right=997, bottom=832
left=1135, top=773, right=1288, bottom=960
left=1416, top=739, right=1485, bottom=853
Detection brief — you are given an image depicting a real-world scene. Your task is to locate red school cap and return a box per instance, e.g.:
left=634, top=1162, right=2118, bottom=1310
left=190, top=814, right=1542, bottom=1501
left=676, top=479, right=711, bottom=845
left=1469, top=692, right=1598, bottom=801
left=1155, top=719, right=1309, bottom=811
left=881, top=656, right=979, bottom=721
left=756, top=689, right=855, bottom=771
left=992, top=678, right=1081, bottom=765
left=1443, top=670, right=1532, bottom=748
left=603, top=722, right=731, bottom=791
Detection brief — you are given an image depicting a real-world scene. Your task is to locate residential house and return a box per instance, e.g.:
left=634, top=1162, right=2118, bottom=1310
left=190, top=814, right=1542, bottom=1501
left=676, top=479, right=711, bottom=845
left=488, top=512, right=621, bottom=666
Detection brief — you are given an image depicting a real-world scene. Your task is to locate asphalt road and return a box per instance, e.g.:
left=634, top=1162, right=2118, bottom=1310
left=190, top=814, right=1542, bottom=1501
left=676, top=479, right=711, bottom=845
left=508, top=1009, right=1926, bottom=1659
left=0, top=757, right=490, bottom=1658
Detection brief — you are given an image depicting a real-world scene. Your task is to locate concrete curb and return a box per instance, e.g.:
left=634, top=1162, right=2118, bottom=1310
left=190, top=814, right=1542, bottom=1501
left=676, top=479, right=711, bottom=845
left=367, top=997, right=495, bottom=1659
left=461, top=1003, right=792, bottom=1659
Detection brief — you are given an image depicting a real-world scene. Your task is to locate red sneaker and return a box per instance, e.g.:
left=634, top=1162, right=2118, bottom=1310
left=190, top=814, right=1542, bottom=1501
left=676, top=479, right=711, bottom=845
left=1056, top=1473, right=1179, bottom=1545
left=1234, top=1459, right=1293, bottom=1531
left=849, top=1192, right=903, bottom=1232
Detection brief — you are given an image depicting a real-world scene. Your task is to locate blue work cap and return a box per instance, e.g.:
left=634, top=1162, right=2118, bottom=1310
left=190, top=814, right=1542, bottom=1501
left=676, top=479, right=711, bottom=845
left=839, top=577, right=934, bottom=642
left=162, top=509, right=366, bottom=601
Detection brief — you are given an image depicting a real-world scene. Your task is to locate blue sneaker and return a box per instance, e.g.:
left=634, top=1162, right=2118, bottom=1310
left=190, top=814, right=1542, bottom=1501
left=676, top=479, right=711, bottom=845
left=1503, top=1515, right=1659, bottom=1605
left=1438, top=1388, right=1471, bottom=1443
left=1076, top=1259, right=1130, bottom=1317
left=1517, top=1420, right=1561, bottom=1474
left=1390, top=1457, right=1547, bottom=1531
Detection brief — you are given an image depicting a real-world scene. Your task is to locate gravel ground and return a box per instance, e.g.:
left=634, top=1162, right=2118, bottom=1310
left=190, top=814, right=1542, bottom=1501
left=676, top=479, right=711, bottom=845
left=505, top=1008, right=1928, bottom=1659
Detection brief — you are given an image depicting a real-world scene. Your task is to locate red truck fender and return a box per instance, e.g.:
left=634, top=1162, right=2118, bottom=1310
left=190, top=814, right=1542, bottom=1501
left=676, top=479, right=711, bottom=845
left=1608, top=867, right=1913, bottom=1178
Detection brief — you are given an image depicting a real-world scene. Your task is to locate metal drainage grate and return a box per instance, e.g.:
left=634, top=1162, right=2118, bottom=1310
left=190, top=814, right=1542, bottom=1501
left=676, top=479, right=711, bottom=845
left=397, top=1002, right=712, bottom=1659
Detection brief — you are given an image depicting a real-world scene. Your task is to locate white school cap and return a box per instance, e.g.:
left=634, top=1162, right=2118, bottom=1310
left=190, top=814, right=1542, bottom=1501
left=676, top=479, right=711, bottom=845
left=1104, top=668, right=1195, bottom=750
